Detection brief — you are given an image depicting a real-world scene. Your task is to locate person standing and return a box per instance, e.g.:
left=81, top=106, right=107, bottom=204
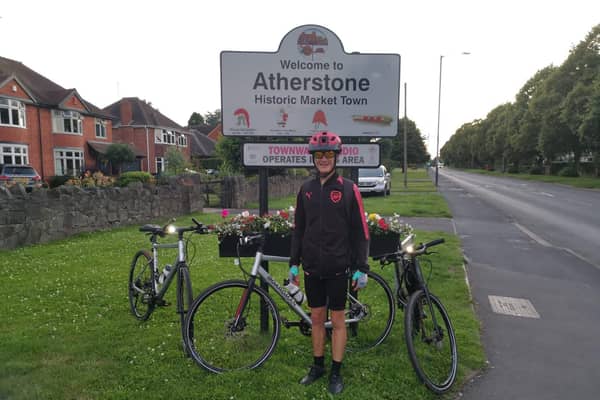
left=289, top=131, right=370, bottom=395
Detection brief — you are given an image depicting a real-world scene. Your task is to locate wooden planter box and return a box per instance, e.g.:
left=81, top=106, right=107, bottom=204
left=218, top=233, right=292, bottom=258
left=369, top=233, right=400, bottom=257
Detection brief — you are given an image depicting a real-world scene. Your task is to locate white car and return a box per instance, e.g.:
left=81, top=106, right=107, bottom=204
left=358, top=166, right=391, bottom=196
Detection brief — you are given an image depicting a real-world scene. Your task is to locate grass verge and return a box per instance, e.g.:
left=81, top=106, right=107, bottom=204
left=0, top=210, right=484, bottom=399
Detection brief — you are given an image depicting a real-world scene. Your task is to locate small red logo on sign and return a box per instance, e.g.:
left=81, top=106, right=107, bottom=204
left=330, top=190, right=342, bottom=203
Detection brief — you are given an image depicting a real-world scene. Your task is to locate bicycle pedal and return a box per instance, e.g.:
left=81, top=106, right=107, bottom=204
left=155, top=299, right=170, bottom=307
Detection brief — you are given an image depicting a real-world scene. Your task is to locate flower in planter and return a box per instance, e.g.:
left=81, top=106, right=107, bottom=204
left=366, top=212, right=413, bottom=237
left=214, top=206, right=295, bottom=240
left=262, top=207, right=295, bottom=235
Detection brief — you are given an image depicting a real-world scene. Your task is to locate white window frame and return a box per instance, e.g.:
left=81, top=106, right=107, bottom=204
left=160, top=129, right=175, bottom=145
left=177, top=134, right=188, bottom=147
left=156, top=157, right=166, bottom=173
left=0, top=98, right=26, bottom=128
left=52, top=110, right=83, bottom=135
left=54, top=147, right=84, bottom=176
left=95, top=119, right=107, bottom=138
left=1, top=143, right=29, bottom=165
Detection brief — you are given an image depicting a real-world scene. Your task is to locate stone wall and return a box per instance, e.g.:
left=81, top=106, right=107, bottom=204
left=0, top=174, right=309, bottom=250
left=0, top=175, right=205, bottom=250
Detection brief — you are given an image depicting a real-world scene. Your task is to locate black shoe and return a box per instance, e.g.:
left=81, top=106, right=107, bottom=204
left=328, top=373, right=344, bottom=394
left=299, top=365, right=325, bottom=385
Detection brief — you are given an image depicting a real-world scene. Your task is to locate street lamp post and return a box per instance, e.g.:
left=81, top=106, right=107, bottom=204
left=435, top=55, right=444, bottom=187
left=435, top=52, right=470, bottom=187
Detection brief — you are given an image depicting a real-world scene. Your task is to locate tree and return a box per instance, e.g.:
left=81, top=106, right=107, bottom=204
left=216, top=136, right=243, bottom=173
left=205, top=110, right=221, bottom=128
left=188, top=112, right=204, bottom=126
left=105, top=143, right=135, bottom=175
left=389, top=118, right=429, bottom=169
left=580, top=77, right=600, bottom=176
left=164, top=147, right=190, bottom=175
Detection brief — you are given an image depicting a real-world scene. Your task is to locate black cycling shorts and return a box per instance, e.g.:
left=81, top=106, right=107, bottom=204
left=304, top=272, right=347, bottom=311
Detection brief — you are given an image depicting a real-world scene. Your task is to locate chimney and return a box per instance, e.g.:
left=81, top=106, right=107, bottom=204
left=120, top=99, right=133, bottom=125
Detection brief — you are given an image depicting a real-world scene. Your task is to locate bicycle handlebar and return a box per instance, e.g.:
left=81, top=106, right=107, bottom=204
left=139, top=218, right=209, bottom=237
left=373, top=237, right=445, bottom=264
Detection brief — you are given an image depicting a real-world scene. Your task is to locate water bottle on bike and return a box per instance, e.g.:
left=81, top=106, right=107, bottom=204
left=283, top=279, right=304, bottom=304
left=158, top=264, right=172, bottom=285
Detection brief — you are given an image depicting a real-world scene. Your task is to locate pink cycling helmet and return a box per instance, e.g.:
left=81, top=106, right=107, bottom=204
left=308, top=131, right=342, bottom=153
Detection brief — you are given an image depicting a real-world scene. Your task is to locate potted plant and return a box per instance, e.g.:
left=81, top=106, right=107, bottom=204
left=366, top=213, right=413, bottom=257
left=214, top=208, right=295, bottom=257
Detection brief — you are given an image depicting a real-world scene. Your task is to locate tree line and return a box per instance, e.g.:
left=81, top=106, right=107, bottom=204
left=441, top=24, right=600, bottom=177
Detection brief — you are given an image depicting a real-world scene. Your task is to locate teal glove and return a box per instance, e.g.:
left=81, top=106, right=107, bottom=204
left=352, top=270, right=368, bottom=290
left=289, top=265, right=300, bottom=286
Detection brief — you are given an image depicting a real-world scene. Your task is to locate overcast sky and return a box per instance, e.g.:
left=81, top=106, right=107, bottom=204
left=2, top=0, right=598, bottom=154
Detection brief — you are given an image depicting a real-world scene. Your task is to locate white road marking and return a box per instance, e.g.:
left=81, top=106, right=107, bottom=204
left=488, top=295, right=540, bottom=318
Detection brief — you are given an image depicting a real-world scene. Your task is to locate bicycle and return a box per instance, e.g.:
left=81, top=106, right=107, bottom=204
left=128, top=218, right=209, bottom=350
left=373, top=233, right=458, bottom=394
left=183, top=232, right=395, bottom=373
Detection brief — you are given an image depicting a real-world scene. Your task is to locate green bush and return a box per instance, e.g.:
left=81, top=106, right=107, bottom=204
left=507, top=165, right=519, bottom=174
left=528, top=165, right=544, bottom=175
left=46, top=175, right=70, bottom=188
left=116, top=171, right=155, bottom=186
left=558, top=165, right=579, bottom=177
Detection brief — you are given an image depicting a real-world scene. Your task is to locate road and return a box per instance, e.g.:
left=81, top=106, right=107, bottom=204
left=436, top=168, right=600, bottom=399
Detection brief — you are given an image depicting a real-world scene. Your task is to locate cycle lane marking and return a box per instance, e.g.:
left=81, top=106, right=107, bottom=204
left=488, top=295, right=540, bottom=319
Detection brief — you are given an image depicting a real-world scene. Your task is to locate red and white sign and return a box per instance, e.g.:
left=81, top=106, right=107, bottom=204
left=243, top=143, right=380, bottom=167
left=221, top=25, right=400, bottom=137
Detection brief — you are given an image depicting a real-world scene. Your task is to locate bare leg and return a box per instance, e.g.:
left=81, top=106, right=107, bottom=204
left=310, top=306, right=327, bottom=357
left=330, top=309, right=347, bottom=362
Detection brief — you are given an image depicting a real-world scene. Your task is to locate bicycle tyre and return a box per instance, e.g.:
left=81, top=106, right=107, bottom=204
left=404, top=289, right=458, bottom=394
left=345, top=270, right=395, bottom=352
left=177, top=265, right=194, bottom=355
left=184, top=280, right=281, bottom=373
left=128, top=250, right=156, bottom=321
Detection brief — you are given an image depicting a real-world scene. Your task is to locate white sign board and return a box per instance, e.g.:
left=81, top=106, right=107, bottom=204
left=243, top=143, right=380, bottom=167
left=221, top=25, right=400, bottom=137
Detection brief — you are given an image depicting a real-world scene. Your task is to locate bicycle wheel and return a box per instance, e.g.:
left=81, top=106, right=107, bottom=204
left=404, top=289, right=458, bottom=394
left=184, top=280, right=281, bottom=373
left=177, top=265, right=194, bottom=355
left=128, top=250, right=156, bottom=320
left=345, top=270, right=395, bottom=352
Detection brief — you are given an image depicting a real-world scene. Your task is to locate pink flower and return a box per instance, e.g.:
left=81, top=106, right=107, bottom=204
left=221, top=209, right=229, bottom=218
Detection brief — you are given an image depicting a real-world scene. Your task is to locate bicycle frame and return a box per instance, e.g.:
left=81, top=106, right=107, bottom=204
left=235, top=251, right=366, bottom=330
left=149, top=231, right=189, bottom=299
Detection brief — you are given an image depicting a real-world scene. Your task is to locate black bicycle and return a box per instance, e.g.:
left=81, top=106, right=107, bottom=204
left=374, top=234, right=458, bottom=394
left=128, top=218, right=208, bottom=350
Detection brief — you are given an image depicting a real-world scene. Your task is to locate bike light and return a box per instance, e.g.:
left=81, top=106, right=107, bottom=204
left=401, top=234, right=415, bottom=254
left=166, top=224, right=176, bottom=234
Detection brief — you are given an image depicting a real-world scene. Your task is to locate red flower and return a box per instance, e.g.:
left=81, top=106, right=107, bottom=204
left=280, top=211, right=289, bottom=219
left=378, top=219, right=389, bottom=230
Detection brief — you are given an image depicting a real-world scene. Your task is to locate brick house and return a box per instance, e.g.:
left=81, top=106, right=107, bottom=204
left=0, top=56, right=119, bottom=181
left=103, top=97, right=191, bottom=174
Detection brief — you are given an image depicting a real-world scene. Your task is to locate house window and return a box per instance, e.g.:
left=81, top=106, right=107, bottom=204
left=95, top=119, right=107, bottom=138
left=54, top=148, right=84, bottom=176
left=1, top=144, right=29, bottom=165
left=52, top=110, right=83, bottom=134
left=158, top=129, right=175, bottom=145
left=0, top=98, right=26, bottom=127
left=177, top=134, right=188, bottom=147
left=156, top=157, right=166, bottom=173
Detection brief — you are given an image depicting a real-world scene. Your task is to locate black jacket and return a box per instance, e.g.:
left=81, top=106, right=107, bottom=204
left=290, top=173, right=370, bottom=277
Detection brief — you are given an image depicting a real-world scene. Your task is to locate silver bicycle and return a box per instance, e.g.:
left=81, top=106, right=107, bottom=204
left=128, top=218, right=208, bottom=352
left=183, top=232, right=395, bottom=373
